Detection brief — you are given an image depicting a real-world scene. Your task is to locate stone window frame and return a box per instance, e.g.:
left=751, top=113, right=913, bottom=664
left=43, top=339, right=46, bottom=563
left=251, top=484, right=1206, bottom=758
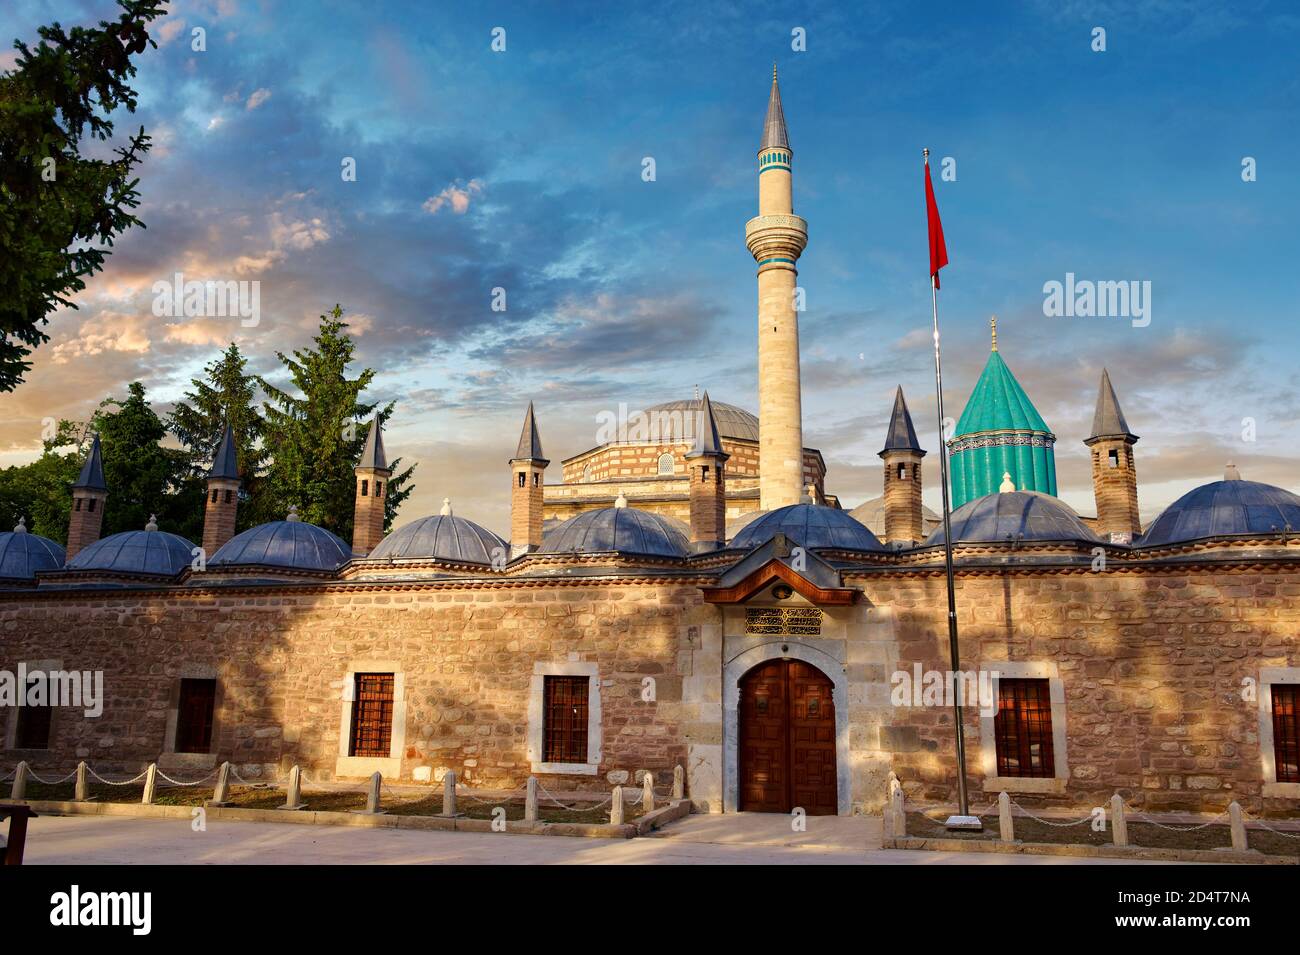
left=159, top=664, right=223, bottom=770
left=335, top=662, right=406, bottom=779
left=527, top=660, right=601, bottom=776
left=978, top=660, right=1069, bottom=795
left=3, top=657, right=61, bottom=753
left=1259, top=667, right=1300, bottom=798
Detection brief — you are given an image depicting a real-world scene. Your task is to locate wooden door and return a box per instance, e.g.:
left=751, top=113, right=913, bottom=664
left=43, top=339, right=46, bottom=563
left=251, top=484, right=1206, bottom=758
left=739, top=659, right=837, bottom=814
left=176, top=678, right=216, bottom=754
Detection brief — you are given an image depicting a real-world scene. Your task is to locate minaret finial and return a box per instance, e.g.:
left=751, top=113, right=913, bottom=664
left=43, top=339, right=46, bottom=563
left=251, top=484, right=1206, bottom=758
left=773, top=61, right=778, bottom=82
left=990, top=315, right=998, bottom=352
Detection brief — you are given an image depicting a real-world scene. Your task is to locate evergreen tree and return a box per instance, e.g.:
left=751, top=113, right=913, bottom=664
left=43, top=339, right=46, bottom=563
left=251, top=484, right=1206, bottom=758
left=169, top=342, right=267, bottom=530
left=93, top=381, right=202, bottom=540
left=259, top=306, right=413, bottom=540
left=0, top=1, right=166, bottom=391
left=0, top=421, right=84, bottom=543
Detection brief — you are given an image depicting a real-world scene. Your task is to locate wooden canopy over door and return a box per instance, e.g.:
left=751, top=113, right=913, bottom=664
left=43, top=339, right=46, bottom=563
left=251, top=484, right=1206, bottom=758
left=739, top=659, right=837, bottom=815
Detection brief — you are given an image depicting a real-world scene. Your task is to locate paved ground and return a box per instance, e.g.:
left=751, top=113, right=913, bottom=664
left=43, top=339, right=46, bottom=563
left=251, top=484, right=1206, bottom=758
left=22, top=812, right=1170, bottom=864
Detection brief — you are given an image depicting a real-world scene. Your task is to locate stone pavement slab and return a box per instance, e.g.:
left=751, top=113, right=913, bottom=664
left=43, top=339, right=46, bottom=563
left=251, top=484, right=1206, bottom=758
left=23, top=814, right=1173, bottom=865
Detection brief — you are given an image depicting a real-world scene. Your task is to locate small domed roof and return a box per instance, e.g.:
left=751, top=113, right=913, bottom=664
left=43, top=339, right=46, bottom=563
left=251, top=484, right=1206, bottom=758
left=370, top=509, right=506, bottom=563
left=540, top=506, right=689, bottom=558
left=0, top=520, right=66, bottom=580
left=849, top=496, right=942, bottom=537
left=211, top=518, right=351, bottom=571
left=924, top=491, right=1098, bottom=546
left=67, top=527, right=196, bottom=576
left=731, top=504, right=885, bottom=552
left=1139, top=479, right=1300, bottom=547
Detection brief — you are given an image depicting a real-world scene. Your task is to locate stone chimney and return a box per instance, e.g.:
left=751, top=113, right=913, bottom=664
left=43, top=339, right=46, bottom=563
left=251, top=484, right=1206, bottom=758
left=67, top=433, right=108, bottom=560
left=685, top=391, right=729, bottom=550
left=878, top=387, right=926, bottom=544
left=510, top=402, right=548, bottom=558
left=1084, top=369, right=1141, bottom=542
left=202, top=423, right=241, bottom=557
left=352, top=414, right=391, bottom=556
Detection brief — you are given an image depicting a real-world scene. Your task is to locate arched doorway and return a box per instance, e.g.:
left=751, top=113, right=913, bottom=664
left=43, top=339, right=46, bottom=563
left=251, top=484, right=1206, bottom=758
left=738, top=659, right=837, bottom=814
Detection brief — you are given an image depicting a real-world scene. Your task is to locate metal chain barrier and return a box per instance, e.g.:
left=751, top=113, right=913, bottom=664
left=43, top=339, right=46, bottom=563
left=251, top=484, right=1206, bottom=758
left=455, top=782, right=527, bottom=806
left=86, top=767, right=148, bottom=787
left=22, top=768, right=78, bottom=786
left=1241, top=808, right=1300, bottom=840
left=154, top=767, right=220, bottom=787
left=1008, top=798, right=1095, bottom=827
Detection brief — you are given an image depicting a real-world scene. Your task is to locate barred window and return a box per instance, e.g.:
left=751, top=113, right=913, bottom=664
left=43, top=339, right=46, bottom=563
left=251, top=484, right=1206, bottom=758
left=349, top=673, right=395, bottom=758
left=994, top=678, right=1055, bottom=778
left=1273, top=684, right=1300, bottom=784
left=543, top=676, right=589, bottom=764
left=656, top=453, right=674, bottom=476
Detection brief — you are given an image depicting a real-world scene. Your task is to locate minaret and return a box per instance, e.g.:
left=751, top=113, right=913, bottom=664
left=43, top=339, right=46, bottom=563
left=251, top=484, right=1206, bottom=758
left=352, top=414, right=391, bottom=556
left=67, top=433, right=107, bottom=560
left=510, top=402, right=548, bottom=558
left=746, top=64, right=808, bottom=512
left=202, top=423, right=241, bottom=556
left=1084, top=369, right=1141, bottom=542
left=685, top=391, right=729, bottom=550
left=879, top=387, right=926, bottom=544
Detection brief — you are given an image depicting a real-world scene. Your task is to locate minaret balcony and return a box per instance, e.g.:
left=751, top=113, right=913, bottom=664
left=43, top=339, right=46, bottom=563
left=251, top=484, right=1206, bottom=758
left=745, top=214, right=808, bottom=263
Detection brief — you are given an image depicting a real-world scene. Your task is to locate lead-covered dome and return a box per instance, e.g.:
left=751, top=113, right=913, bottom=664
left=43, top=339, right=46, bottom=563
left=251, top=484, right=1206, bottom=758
left=731, top=504, right=885, bottom=552
left=67, top=526, right=196, bottom=576
left=210, top=513, right=351, bottom=571
left=1139, top=479, right=1300, bottom=547
left=370, top=510, right=506, bottom=564
left=924, top=491, right=1099, bottom=546
left=0, top=520, right=66, bottom=581
left=637, top=398, right=759, bottom=442
left=540, top=505, right=689, bottom=558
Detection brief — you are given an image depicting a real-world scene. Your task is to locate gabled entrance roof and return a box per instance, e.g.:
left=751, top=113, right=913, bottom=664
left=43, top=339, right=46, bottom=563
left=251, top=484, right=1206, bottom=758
left=701, top=533, right=858, bottom=604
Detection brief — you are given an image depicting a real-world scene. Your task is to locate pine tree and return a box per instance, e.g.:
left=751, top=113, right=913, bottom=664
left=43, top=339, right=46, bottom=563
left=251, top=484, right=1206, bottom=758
left=259, top=306, right=414, bottom=540
left=93, top=382, right=202, bottom=540
left=0, top=1, right=166, bottom=391
left=169, top=342, right=267, bottom=530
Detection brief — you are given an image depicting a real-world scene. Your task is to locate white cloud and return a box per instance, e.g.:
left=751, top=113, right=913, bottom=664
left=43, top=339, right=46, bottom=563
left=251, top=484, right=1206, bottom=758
left=50, top=313, right=152, bottom=363
left=422, top=179, right=484, bottom=215
left=246, top=88, right=272, bottom=110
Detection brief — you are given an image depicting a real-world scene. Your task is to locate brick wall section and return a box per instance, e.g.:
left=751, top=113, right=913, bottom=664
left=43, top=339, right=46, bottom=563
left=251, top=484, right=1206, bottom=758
left=688, top=459, right=726, bottom=544
left=855, top=565, right=1300, bottom=814
left=65, top=490, right=107, bottom=561
left=0, top=582, right=704, bottom=790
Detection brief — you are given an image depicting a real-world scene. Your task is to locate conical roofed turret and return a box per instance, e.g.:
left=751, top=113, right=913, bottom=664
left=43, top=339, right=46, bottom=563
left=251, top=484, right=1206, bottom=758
left=760, top=63, right=789, bottom=151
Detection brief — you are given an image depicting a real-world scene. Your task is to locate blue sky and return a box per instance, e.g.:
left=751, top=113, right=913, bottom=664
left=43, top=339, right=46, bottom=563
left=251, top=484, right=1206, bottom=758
left=3, top=0, right=1297, bottom=533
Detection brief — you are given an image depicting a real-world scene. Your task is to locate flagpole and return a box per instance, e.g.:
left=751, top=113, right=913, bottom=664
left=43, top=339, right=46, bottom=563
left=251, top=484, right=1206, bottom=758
left=924, top=147, right=976, bottom=827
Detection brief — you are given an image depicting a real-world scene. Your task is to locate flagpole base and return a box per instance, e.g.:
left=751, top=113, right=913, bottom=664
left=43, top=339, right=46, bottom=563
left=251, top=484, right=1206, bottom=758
left=944, top=814, right=984, bottom=832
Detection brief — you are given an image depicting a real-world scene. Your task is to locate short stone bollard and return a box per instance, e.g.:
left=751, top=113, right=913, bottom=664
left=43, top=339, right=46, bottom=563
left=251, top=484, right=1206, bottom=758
left=998, top=792, right=1014, bottom=842
left=642, top=772, right=655, bottom=814
left=672, top=765, right=685, bottom=800
left=524, top=776, right=538, bottom=822
left=889, top=782, right=905, bottom=838
left=10, top=761, right=28, bottom=801
left=1111, top=794, right=1128, bottom=847
left=75, top=761, right=89, bottom=802
left=610, top=785, right=625, bottom=825
left=441, top=770, right=457, bottom=817
left=1229, top=801, right=1248, bottom=852
left=210, top=761, right=232, bottom=806
left=280, top=765, right=305, bottom=810
left=364, top=772, right=382, bottom=814
left=142, top=763, right=158, bottom=805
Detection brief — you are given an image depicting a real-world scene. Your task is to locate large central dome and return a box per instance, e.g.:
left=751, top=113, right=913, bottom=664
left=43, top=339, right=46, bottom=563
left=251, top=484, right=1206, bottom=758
left=637, top=399, right=759, bottom=443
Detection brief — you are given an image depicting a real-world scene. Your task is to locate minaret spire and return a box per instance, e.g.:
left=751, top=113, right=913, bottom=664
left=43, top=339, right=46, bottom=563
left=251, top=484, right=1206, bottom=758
left=747, top=67, right=807, bottom=512
left=990, top=315, right=998, bottom=352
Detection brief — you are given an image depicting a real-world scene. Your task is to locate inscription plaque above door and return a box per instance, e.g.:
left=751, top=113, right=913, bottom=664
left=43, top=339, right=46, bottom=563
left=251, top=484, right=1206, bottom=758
left=745, top=607, right=823, bottom=635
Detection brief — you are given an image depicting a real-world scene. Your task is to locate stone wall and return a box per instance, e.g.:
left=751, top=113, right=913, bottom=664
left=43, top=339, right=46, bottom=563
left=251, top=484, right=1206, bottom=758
left=0, top=581, right=708, bottom=792
left=853, top=564, right=1300, bottom=815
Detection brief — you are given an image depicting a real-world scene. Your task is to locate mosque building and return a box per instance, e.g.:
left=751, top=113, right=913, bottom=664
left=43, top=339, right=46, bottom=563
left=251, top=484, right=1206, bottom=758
left=2, top=70, right=1298, bottom=818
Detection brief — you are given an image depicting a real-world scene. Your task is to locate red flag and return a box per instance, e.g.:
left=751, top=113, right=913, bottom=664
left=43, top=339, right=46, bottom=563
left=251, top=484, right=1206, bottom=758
left=925, top=156, right=948, bottom=288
